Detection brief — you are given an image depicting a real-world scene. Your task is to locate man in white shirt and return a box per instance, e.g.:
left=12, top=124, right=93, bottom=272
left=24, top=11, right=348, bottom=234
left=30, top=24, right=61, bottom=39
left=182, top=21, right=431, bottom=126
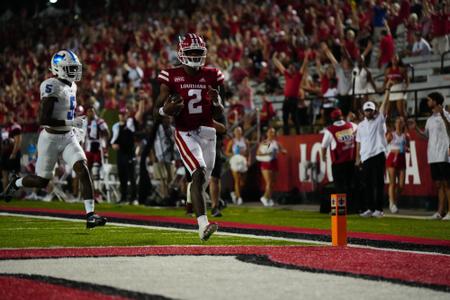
left=412, top=32, right=432, bottom=56
left=413, top=92, right=450, bottom=220
left=355, top=82, right=392, bottom=218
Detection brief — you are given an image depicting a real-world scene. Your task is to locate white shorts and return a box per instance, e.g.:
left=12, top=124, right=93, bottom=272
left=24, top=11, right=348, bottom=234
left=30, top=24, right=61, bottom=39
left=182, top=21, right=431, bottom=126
left=389, top=83, right=407, bottom=102
left=174, top=126, right=216, bottom=179
left=35, top=129, right=87, bottom=179
left=230, top=154, right=248, bottom=173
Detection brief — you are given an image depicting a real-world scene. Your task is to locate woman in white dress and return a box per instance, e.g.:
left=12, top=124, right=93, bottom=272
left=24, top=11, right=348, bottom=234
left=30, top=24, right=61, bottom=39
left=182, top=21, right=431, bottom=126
left=256, top=128, right=287, bottom=206
left=225, top=126, right=250, bottom=205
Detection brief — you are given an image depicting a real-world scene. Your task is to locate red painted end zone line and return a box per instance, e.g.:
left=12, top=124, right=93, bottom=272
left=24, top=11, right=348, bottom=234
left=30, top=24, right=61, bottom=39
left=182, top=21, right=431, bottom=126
left=2, top=206, right=449, bottom=247
left=0, top=245, right=449, bottom=288
left=0, top=276, right=126, bottom=300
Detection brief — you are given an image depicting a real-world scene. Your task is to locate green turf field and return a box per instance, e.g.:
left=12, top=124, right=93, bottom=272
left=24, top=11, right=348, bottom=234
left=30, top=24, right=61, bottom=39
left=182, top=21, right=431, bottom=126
left=1, top=200, right=450, bottom=243
left=0, top=216, right=309, bottom=248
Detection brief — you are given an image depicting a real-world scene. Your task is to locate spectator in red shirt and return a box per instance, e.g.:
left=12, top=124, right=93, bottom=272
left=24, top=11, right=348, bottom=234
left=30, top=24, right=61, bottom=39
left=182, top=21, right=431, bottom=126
left=343, top=29, right=361, bottom=61
left=378, top=21, right=395, bottom=68
left=272, top=51, right=310, bottom=135
left=424, top=1, right=450, bottom=55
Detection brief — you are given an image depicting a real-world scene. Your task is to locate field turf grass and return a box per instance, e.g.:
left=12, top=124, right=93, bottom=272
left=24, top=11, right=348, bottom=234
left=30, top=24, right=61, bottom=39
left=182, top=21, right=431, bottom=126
left=0, top=216, right=306, bottom=248
left=1, top=200, right=449, bottom=246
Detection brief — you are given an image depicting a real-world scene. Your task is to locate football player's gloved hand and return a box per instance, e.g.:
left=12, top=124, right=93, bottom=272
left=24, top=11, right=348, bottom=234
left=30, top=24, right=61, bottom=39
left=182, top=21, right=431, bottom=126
left=66, top=116, right=86, bottom=128
left=162, top=94, right=184, bottom=116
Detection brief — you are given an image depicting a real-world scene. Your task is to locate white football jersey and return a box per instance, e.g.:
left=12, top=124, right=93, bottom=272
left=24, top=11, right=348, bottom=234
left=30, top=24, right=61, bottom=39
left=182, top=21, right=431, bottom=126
left=40, top=77, right=78, bottom=131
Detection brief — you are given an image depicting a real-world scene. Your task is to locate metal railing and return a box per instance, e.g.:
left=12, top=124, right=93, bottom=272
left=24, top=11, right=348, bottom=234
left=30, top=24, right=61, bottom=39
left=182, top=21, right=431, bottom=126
left=440, top=50, right=450, bottom=74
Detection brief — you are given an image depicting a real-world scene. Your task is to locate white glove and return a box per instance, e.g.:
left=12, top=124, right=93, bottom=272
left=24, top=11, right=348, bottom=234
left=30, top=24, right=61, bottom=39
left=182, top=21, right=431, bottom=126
left=66, top=116, right=86, bottom=128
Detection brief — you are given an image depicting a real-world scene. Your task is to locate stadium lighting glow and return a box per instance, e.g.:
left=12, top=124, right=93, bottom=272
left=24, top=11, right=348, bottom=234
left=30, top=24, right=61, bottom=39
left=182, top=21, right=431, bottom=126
left=49, top=0, right=58, bottom=4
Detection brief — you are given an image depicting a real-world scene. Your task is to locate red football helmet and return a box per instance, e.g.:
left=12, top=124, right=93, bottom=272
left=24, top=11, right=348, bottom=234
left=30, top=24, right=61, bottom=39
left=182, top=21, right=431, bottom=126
left=177, top=33, right=207, bottom=68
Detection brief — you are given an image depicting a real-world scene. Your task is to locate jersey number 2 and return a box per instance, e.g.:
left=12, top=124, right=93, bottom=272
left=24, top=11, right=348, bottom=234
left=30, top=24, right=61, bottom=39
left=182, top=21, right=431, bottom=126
left=187, top=89, right=202, bottom=114
left=67, top=96, right=76, bottom=120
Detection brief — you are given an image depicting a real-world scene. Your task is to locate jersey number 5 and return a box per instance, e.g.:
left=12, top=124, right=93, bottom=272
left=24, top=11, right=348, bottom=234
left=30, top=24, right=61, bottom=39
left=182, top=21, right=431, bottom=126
left=67, top=96, right=76, bottom=120
left=187, top=89, right=202, bottom=114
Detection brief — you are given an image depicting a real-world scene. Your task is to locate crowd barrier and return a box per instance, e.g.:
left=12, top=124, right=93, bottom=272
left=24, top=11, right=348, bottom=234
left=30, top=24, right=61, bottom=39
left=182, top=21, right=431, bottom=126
left=273, top=132, right=435, bottom=197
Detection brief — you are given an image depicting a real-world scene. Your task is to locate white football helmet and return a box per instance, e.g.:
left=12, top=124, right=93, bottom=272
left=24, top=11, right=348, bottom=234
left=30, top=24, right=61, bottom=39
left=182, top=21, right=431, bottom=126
left=177, top=33, right=207, bottom=68
left=50, top=49, right=82, bottom=82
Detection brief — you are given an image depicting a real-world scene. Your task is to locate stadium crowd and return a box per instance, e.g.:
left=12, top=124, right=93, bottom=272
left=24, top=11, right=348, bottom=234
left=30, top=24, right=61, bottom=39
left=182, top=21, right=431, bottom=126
left=0, top=0, right=449, bottom=217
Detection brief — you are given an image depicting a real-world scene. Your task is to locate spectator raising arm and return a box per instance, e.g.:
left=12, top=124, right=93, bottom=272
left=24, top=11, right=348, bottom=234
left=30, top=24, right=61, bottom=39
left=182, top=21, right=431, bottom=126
left=272, top=52, right=286, bottom=74
left=379, top=80, right=393, bottom=117
left=321, top=42, right=338, bottom=67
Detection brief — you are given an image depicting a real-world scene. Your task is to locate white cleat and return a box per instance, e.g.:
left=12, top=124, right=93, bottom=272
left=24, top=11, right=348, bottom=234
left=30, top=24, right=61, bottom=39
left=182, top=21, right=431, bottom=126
left=389, top=204, right=398, bottom=214
left=260, top=196, right=269, bottom=207
left=428, top=212, right=442, bottom=220
left=359, top=209, right=373, bottom=218
left=372, top=210, right=384, bottom=218
left=440, top=213, right=450, bottom=221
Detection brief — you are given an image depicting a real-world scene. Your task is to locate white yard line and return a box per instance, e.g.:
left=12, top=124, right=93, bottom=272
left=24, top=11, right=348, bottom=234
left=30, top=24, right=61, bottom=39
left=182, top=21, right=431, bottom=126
left=1, top=212, right=449, bottom=257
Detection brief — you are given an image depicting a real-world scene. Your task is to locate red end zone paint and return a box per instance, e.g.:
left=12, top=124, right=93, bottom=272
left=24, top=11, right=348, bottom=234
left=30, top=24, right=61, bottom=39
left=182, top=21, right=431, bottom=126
left=0, top=275, right=126, bottom=300
left=0, top=246, right=449, bottom=288
left=2, top=206, right=450, bottom=247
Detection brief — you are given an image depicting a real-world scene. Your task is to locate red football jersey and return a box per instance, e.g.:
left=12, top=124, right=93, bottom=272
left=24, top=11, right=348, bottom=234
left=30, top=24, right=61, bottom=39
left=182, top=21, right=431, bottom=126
left=157, top=66, right=224, bottom=131
left=84, top=117, right=108, bottom=152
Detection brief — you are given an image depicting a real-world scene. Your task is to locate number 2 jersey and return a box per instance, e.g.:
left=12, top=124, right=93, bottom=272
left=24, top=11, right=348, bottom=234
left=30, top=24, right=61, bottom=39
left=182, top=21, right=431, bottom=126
left=157, top=66, right=224, bottom=131
left=40, top=77, right=77, bottom=132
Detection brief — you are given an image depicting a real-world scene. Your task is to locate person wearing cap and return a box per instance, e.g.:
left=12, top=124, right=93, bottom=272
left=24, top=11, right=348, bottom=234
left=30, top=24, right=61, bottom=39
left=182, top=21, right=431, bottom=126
left=355, top=81, right=392, bottom=218
left=412, top=92, right=450, bottom=220
left=110, top=107, right=138, bottom=205
left=321, top=108, right=358, bottom=212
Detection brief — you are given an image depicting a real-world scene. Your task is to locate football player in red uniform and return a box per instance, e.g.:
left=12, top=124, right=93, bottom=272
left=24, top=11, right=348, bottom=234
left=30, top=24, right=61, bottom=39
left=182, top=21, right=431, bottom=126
left=83, top=106, right=110, bottom=201
left=1, top=112, right=22, bottom=190
left=157, top=33, right=225, bottom=241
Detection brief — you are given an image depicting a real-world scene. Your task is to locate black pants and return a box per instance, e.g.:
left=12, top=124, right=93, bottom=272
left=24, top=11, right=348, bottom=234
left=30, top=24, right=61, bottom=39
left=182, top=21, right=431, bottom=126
left=362, top=153, right=386, bottom=211
left=282, top=97, right=300, bottom=135
left=337, top=95, right=352, bottom=116
left=117, top=153, right=136, bottom=203
left=332, top=160, right=357, bottom=213
left=138, top=139, right=153, bottom=204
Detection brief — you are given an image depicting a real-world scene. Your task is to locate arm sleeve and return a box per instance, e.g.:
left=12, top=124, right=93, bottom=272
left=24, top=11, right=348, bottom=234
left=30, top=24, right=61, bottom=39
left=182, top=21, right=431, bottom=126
left=321, top=130, right=333, bottom=149
left=157, top=70, right=170, bottom=85
left=216, top=69, right=225, bottom=85
left=356, top=127, right=361, bottom=143
left=40, top=80, right=59, bottom=99
left=110, top=123, right=120, bottom=144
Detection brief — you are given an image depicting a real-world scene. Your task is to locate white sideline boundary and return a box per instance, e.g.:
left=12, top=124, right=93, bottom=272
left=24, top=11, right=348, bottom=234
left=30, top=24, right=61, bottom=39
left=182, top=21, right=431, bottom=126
left=0, top=212, right=449, bottom=257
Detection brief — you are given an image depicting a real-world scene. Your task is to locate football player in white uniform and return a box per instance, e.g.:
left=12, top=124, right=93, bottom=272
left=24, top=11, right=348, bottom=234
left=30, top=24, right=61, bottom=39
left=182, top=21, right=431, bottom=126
left=1, top=50, right=107, bottom=229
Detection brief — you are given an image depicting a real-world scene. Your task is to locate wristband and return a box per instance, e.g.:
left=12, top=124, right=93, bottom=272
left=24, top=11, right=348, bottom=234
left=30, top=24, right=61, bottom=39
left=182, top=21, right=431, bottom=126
left=159, top=106, right=167, bottom=116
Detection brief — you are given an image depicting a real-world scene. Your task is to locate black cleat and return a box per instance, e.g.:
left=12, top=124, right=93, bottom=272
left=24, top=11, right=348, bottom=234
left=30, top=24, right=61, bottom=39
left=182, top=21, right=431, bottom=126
left=86, top=214, right=107, bottom=229
left=1, top=174, right=20, bottom=202
left=211, top=207, right=222, bottom=217
left=199, top=222, right=218, bottom=241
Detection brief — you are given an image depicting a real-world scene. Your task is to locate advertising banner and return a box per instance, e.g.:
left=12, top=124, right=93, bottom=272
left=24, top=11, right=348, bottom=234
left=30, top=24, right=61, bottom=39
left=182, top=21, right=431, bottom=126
left=274, top=132, right=435, bottom=197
